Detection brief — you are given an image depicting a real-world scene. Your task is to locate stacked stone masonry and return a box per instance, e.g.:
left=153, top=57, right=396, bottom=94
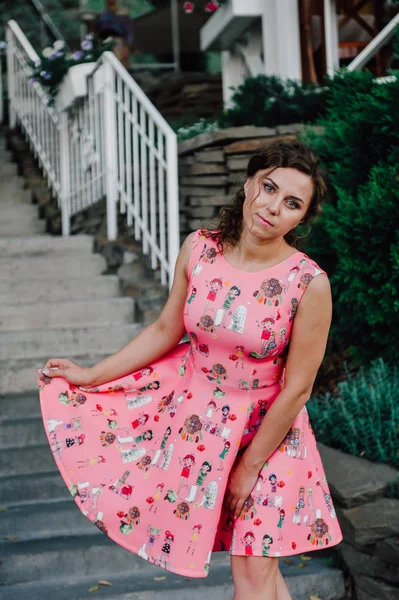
left=318, top=443, right=399, bottom=600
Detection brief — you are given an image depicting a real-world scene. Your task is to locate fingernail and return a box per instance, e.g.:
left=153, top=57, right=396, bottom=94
left=42, top=368, right=50, bottom=374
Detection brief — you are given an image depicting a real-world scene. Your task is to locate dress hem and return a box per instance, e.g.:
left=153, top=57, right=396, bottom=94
left=227, top=534, right=344, bottom=558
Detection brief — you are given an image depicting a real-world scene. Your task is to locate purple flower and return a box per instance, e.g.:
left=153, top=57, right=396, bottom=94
left=41, top=71, right=52, bottom=80
left=29, top=77, right=38, bottom=84
left=81, top=40, right=93, bottom=51
left=72, top=51, right=84, bottom=60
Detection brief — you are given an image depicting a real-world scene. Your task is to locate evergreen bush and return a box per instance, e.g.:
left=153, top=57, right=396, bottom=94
left=218, top=75, right=329, bottom=129
left=300, top=70, right=399, bottom=365
left=172, top=75, right=329, bottom=139
left=308, top=358, right=399, bottom=469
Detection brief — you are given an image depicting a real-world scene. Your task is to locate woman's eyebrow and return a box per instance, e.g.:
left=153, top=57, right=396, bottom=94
left=264, top=177, right=305, bottom=204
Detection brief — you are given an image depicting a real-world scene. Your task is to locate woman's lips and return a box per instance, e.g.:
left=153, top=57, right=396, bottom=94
left=256, top=214, right=273, bottom=227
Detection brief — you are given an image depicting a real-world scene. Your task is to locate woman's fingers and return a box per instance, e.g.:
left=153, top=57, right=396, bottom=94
left=233, top=497, right=245, bottom=520
left=42, top=358, right=70, bottom=377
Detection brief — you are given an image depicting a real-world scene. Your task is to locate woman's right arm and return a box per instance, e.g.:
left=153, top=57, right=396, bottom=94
left=42, top=231, right=196, bottom=387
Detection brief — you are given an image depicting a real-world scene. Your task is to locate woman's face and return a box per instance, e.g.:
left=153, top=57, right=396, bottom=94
left=243, top=167, right=313, bottom=240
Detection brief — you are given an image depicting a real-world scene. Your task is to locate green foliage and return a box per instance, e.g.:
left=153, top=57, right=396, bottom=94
left=308, top=358, right=399, bottom=469
left=386, top=477, right=399, bottom=499
left=218, top=75, right=329, bottom=129
left=300, top=70, right=399, bottom=364
left=174, top=117, right=220, bottom=142
left=172, top=74, right=330, bottom=141
left=0, top=1, right=81, bottom=49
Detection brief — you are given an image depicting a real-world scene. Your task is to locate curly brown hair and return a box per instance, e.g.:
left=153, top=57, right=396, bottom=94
left=202, top=139, right=327, bottom=251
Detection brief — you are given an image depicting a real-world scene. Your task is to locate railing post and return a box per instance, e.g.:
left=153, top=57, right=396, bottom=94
left=6, top=28, right=16, bottom=128
left=324, top=0, right=339, bottom=76
left=0, top=47, right=4, bottom=125
left=166, top=131, right=180, bottom=290
left=59, top=110, right=70, bottom=236
left=102, top=58, right=118, bottom=241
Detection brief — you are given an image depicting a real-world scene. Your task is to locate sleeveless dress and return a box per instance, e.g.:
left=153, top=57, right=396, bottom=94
left=37, top=229, right=343, bottom=578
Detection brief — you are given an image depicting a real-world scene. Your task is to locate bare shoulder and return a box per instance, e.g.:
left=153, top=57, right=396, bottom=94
left=181, top=230, right=197, bottom=252
left=295, top=272, right=332, bottom=328
left=301, top=272, right=332, bottom=305
left=180, top=231, right=198, bottom=277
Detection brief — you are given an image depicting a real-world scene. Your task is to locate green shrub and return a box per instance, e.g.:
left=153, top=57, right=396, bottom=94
left=300, top=70, right=399, bottom=365
left=386, top=477, right=399, bottom=499
left=308, top=358, right=399, bottom=469
left=218, top=75, right=329, bottom=129
left=174, top=117, right=220, bottom=142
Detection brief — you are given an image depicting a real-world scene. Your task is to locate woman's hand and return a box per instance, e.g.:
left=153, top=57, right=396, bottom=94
left=223, top=453, right=261, bottom=520
left=41, top=358, right=93, bottom=387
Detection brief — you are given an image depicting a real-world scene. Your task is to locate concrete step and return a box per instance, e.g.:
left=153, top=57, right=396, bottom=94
left=0, top=176, right=30, bottom=202
left=0, top=353, right=117, bottom=395
left=0, top=220, right=46, bottom=236
left=0, top=160, right=17, bottom=178
left=0, top=204, right=39, bottom=219
left=0, top=567, right=346, bottom=600
left=0, top=444, right=60, bottom=477
left=1, top=416, right=46, bottom=449
left=0, top=471, right=70, bottom=506
left=0, top=499, right=103, bottom=541
left=0, top=275, right=121, bottom=305
left=0, top=297, right=135, bottom=331
left=0, top=391, right=46, bottom=418
left=0, top=234, right=94, bottom=257
left=0, top=534, right=154, bottom=585
left=0, top=537, right=344, bottom=597
left=0, top=254, right=107, bottom=279
left=0, top=323, right=141, bottom=360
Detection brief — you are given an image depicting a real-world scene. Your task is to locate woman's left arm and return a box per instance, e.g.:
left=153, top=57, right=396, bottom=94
left=224, top=273, right=333, bottom=519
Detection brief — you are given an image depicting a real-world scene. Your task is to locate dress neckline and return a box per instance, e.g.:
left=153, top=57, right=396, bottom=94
left=218, top=248, right=304, bottom=275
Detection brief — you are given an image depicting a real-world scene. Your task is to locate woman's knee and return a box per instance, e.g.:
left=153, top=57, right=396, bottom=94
left=231, top=555, right=279, bottom=593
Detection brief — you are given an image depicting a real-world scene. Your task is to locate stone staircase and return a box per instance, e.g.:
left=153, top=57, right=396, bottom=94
left=0, top=130, right=347, bottom=599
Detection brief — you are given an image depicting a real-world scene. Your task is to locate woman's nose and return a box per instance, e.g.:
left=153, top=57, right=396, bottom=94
left=267, top=200, right=280, bottom=214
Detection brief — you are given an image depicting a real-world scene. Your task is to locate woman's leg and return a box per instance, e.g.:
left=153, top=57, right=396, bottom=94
left=231, top=555, right=279, bottom=600
left=276, top=567, right=293, bottom=600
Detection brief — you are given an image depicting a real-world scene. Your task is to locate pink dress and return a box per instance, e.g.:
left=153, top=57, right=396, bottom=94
left=38, top=229, right=343, bottom=578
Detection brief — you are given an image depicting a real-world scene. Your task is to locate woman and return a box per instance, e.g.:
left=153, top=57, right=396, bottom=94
left=39, top=139, right=343, bottom=599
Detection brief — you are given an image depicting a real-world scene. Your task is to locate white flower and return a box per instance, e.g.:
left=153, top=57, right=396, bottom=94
left=53, top=40, right=65, bottom=50
left=42, top=47, right=53, bottom=58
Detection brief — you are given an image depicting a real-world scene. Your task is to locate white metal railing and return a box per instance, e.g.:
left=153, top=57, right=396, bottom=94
left=28, top=0, right=69, bottom=48
left=347, top=12, right=399, bottom=72
left=0, top=43, right=6, bottom=124
left=6, top=20, right=180, bottom=288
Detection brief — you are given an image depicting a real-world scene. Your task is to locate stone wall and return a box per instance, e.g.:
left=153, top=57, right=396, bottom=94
left=177, top=124, right=313, bottom=245
left=318, top=443, right=399, bottom=599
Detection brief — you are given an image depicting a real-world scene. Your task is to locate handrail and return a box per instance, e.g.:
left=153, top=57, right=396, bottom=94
left=347, top=13, right=399, bottom=72
left=6, top=20, right=180, bottom=289
left=7, top=20, right=40, bottom=63
left=28, top=0, right=68, bottom=46
left=101, top=52, right=176, bottom=138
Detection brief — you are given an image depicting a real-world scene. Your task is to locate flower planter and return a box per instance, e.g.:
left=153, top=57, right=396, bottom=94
left=56, top=62, right=96, bottom=112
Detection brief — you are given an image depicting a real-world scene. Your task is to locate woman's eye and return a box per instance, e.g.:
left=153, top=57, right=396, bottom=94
left=287, top=200, right=300, bottom=209
left=264, top=183, right=274, bottom=192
